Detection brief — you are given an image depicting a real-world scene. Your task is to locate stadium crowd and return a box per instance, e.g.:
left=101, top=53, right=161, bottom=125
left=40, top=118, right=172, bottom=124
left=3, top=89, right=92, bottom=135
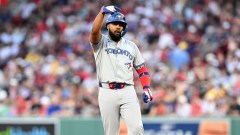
left=1, top=0, right=240, bottom=117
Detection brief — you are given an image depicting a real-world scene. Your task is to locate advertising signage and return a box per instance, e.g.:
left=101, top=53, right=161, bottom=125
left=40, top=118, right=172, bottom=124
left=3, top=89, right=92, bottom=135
left=144, top=120, right=199, bottom=135
left=143, top=118, right=230, bottom=135
left=0, top=118, right=59, bottom=135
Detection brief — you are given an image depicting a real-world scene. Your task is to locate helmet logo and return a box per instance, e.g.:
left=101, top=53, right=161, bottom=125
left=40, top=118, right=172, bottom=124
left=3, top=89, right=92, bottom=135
left=117, top=15, right=123, bottom=19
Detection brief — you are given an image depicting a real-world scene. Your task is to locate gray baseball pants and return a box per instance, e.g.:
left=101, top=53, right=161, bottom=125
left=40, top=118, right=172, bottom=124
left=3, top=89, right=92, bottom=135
left=98, top=85, right=144, bottom=135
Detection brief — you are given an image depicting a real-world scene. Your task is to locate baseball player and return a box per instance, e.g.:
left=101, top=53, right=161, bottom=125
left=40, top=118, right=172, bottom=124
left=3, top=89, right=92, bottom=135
left=89, top=5, right=153, bottom=135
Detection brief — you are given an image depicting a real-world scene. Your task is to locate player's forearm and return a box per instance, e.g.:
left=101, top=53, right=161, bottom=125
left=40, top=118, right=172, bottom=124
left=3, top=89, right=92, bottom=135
left=136, top=65, right=153, bottom=103
left=91, top=11, right=104, bottom=35
left=136, top=66, right=150, bottom=88
left=90, top=11, right=104, bottom=44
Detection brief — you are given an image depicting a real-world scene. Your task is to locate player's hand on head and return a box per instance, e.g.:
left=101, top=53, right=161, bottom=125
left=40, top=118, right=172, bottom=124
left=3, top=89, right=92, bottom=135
left=142, top=87, right=153, bottom=103
left=101, top=6, right=121, bottom=14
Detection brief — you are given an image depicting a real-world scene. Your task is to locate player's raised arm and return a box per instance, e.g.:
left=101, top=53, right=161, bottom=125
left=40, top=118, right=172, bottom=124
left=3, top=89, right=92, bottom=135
left=90, top=6, right=121, bottom=45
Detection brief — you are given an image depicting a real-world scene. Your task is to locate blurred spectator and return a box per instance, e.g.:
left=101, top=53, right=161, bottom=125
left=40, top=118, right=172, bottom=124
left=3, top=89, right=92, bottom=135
left=175, top=94, right=191, bottom=117
left=168, top=41, right=190, bottom=70
left=0, top=0, right=240, bottom=118
left=228, top=96, right=240, bottom=116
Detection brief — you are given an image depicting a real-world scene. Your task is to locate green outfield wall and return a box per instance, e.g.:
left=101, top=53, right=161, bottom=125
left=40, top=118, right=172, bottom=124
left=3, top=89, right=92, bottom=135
left=59, top=116, right=240, bottom=135
left=231, top=116, right=240, bottom=135
left=60, top=117, right=104, bottom=135
left=0, top=117, right=239, bottom=135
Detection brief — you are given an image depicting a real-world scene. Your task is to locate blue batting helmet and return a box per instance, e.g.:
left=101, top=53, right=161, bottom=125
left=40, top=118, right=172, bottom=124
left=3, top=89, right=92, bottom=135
left=106, top=12, right=128, bottom=36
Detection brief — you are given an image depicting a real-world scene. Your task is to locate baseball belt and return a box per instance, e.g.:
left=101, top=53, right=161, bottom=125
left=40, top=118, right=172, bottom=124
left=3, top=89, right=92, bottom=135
left=99, top=82, right=131, bottom=89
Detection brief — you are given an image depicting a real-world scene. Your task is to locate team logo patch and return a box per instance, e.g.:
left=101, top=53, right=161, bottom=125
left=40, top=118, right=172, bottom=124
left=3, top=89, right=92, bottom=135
left=125, top=62, right=133, bottom=71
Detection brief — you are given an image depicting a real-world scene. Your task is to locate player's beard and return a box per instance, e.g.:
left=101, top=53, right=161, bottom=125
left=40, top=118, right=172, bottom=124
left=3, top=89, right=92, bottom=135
left=109, top=29, right=121, bottom=42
